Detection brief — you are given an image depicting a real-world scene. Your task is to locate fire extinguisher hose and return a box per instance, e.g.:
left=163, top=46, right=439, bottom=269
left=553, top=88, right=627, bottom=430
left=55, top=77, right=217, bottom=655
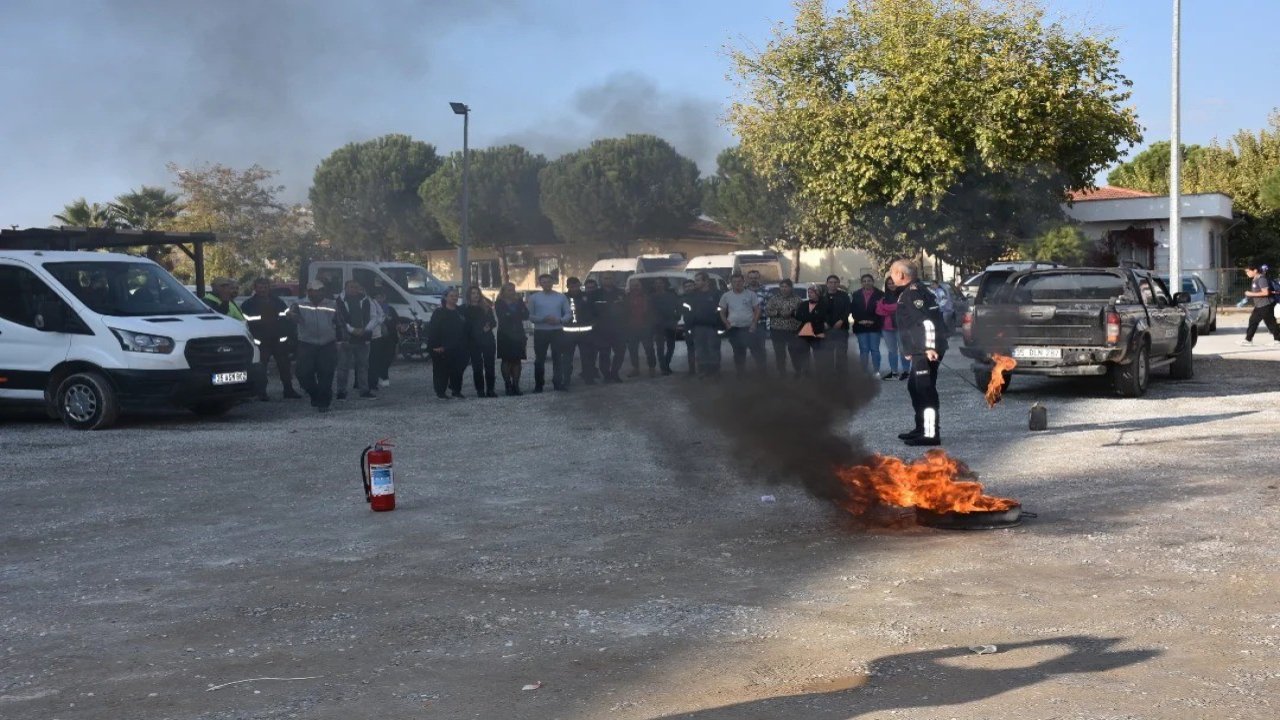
left=360, top=445, right=373, bottom=502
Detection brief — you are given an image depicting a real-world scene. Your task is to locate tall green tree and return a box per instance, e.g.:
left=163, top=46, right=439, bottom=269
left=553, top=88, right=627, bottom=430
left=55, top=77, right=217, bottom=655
left=310, top=134, right=444, bottom=259
left=109, top=186, right=183, bottom=230
left=53, top=198, right=118, bottom=228
left=728, top=0, right=1142, bottom=266
left=539, top=134, right=701, bottom=257
left=419, top=144, right=555, bottom=283
left=1019, top=224, right=1089, bottom=265
left=166, top=163, right=308, bottom=283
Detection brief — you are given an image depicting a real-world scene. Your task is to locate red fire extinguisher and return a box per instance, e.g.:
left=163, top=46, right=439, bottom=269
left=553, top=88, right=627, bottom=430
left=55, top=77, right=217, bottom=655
left=360, top=439, right=395, bottom=512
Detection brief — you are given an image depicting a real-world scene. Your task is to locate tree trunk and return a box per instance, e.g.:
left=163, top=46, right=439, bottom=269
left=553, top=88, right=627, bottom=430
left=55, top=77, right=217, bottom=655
left=497, top=245, right=510, bottom=284
left=792, top=246, right=801, bottom=282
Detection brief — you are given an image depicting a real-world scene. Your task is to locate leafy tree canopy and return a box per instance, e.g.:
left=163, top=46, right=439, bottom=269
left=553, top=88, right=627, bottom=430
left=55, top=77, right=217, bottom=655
left=53, top=199, right=118, bottom=228
left=539, top=134, right=700, bottom=257
left=1019, top=223, right=1089, bottom=265
left=109, top=186, right=184, bottom=231
left=420, top=144, right=556, bottom=249
left=729, top=0, right=1142, bottom=266
left=310, top=134, right=444, bottom=259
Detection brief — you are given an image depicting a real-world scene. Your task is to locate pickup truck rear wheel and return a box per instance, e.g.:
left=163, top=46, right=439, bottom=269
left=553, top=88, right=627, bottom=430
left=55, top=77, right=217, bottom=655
left=55, top=371, right=120, bottom=430
left=1110, top=342, right=1150, bottom=398
left=1170, top=328, right=1195, bottom=379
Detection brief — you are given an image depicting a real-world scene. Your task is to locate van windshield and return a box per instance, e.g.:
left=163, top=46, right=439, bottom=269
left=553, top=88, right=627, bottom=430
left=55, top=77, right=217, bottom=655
left=45, top=261, right=208, bottom=316
left=382, top=266, right=447, bottom=296
left=638, top=257, right=685, bottom=272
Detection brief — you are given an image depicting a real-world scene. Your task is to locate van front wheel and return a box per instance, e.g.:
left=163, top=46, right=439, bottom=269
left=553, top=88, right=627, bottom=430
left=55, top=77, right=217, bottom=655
left=55, top=372, right=120, bottom=430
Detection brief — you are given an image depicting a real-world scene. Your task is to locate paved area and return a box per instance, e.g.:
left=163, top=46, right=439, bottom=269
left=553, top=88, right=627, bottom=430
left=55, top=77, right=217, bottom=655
left=2, top=315, right=1278, bottom=719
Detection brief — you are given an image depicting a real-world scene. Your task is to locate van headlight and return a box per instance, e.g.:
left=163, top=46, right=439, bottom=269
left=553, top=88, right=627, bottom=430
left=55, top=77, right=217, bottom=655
left=110, top=328, right=175, bottom=354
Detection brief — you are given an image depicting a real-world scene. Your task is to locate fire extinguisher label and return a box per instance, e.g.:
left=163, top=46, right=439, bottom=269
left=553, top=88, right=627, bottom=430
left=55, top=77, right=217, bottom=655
left=369, top=464, right=394, bottom=496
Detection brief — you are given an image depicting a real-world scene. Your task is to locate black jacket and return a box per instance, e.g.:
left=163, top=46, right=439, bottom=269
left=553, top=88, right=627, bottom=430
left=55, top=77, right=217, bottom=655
left=650, top=290, right=681, bottom=330
left=564, top=290, right=594, bottom=331
left=461, top=303, right=497, bottom=345
left=589, top=286, right=626, bottom=329
left=427, top=305, right=467, bottom=351
left=240, top=294, right=293, bottom=344
left=495, top=299, right=529, bottom=340
left=795, top=299, right=829, bottom=337
left=849, top=288, right=884, bottom=333
left=824, top=289, right=852, bottom=331
left=682, top=289, right=722, bottom=328
left=895, top=281, right=949, bottom=356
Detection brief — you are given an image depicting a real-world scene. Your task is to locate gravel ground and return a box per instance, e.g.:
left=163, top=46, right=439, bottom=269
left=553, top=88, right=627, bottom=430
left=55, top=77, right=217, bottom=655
left=2, top=314, right=1278, bottom=720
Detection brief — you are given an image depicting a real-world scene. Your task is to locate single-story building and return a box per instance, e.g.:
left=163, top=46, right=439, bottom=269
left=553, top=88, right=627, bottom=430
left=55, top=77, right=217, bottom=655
left=1063, top=186, right=1235, bottom=291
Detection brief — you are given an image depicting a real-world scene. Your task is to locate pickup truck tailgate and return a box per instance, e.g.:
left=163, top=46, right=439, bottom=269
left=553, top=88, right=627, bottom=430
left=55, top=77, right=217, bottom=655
left=975, top=304, right=1106, bottom=347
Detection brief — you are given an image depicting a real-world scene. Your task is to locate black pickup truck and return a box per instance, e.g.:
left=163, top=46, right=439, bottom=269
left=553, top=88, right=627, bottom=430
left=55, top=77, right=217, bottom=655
left=960, top=267, right=1196, bottom=397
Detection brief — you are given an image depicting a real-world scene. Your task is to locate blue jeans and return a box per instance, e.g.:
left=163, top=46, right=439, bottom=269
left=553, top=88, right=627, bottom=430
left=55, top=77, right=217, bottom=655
left=881, top=329, right=903, bottom=372
left=855, top=331, right=881, bottom=373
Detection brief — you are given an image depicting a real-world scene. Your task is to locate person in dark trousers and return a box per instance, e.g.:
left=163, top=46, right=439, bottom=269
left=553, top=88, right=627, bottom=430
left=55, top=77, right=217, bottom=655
left=590, top=274, right=627, bottom=383
left=559, top=277, right=596, bottom=387
left=719, top=272, right=764, bottom=378
left=526, top=273, right=571, bottom=392
left=823, top=274, right=852, bottom=375
left=462, top=285, right=498, bottom=397
left=624, top=278, right=658, bottom=377
left=650, top=277, right=680, bottom=375
left=850, top=273, right=885, bottom=375
left=288, top=281, right=340, bottom=413
left=794, top=284, right=828, bottom=376
left=685, top=272, right=724, bottom=377
left=335, top=280, right=382, bottom=399
left=241, top=277, right=301, bottom=400
left=764, top=279, right=804, bottom=377
left=495, top=282, right=530, bottom=395
left=1239, top=262, right=1280, bottom=346
left=679, top=278, right=698, bottom=375
left=369, top=290, right=399, bottom=389
left=891, top=260, right=948, bottom=446
left=428, top=288, right=468, bottom=399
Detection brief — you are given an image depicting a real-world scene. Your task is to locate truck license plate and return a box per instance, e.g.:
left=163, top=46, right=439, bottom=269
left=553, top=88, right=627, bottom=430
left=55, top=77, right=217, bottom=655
left=211, top=371, right=249, bottom=385
left=1012, top=346, right=1061, bottom=359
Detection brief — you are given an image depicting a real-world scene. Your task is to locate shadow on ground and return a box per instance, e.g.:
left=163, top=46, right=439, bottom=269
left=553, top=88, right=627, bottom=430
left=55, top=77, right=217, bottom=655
left=653, top=636, right=1159, bottom=719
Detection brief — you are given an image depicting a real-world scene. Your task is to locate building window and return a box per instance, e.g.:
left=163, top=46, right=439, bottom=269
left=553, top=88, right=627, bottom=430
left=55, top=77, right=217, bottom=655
left=537, top=257, right=561, bottom=285
left=470, top=260, right=501, bottom=289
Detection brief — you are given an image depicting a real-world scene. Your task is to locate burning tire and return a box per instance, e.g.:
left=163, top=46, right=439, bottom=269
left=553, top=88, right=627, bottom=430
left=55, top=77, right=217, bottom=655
left=1110, top=340, right=1149, bottom=398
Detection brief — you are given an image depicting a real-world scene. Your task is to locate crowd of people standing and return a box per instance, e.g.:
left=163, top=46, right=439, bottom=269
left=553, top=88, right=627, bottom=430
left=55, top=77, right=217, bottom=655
left=206, top=261, right=950, bottom=444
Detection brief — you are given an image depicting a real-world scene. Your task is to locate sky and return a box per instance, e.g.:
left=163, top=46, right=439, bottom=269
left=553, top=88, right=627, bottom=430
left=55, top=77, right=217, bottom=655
left=1, top=0, right=1277, bottom=229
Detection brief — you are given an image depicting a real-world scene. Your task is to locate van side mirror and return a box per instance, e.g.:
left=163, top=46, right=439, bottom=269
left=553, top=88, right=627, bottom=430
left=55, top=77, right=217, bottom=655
left=35, top=300, right=68, bottom=332
left=1173, top=291, right=1191, bottom=305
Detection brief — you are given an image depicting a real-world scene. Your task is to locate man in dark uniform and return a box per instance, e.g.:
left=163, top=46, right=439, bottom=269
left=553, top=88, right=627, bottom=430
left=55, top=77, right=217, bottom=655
left=558, top=276, right=596, bottom=386
left=590, top=274, right=627, bottom=383
left=891, top=260, right=947, bottom=446
left=241, top=277, right=301, bottom=400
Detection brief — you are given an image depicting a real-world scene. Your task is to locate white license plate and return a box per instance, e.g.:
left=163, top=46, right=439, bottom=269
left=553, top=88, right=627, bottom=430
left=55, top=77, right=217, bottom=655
left=211, top=371, right=249, bottom=385
left=1012, top=346, right=1061, bottom=359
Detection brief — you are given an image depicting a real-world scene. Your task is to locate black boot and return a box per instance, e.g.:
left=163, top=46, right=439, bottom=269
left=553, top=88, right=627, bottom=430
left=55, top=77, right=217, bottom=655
left=897, top=428, right=923, bottom=440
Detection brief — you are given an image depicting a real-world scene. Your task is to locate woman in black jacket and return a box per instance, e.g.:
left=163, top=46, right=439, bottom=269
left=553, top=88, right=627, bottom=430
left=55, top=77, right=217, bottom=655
left=494, top=282, right=530, bottom=395
left=793, top=285, right=828, bottom=376
left=462, top=285, right=498, bottom=398
left=427, top=288, right=468, bottom=399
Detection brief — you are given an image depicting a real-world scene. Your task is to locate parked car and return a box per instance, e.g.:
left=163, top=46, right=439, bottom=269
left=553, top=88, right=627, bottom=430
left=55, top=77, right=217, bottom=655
left=961, top=267, right=1196, bottom=397
left=1158, top=274, right=1218, bottom=335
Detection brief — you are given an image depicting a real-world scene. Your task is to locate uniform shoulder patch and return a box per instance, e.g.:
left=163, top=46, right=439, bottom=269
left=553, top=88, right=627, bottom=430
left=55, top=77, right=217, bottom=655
left=913, top=298, right=925, bottom=308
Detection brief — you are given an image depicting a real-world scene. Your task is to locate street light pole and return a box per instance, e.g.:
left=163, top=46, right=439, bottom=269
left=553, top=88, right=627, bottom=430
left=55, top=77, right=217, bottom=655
left=1168, top=0, right=1182, bottom=290
left=450, top=102, right=471, bottom=287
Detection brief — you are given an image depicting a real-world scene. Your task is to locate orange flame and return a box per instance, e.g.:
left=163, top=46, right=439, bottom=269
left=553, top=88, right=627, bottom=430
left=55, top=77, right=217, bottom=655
left=985, top=354, right=1018, bottom=408
left=835, top=450, right=1017, bottom=515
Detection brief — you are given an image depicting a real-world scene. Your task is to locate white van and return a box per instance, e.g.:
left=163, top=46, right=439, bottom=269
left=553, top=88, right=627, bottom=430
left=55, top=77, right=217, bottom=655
left=685, top=254, right=738, bottom=281
left=730, top=249, right=784, bottom=282
left=585, top=258, right=639, bottom=288
left=0, top=250, right=258, bottom=429
left=635, top=253, right=687, bottom=273
left=304, top=261, right=450, bottom=321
